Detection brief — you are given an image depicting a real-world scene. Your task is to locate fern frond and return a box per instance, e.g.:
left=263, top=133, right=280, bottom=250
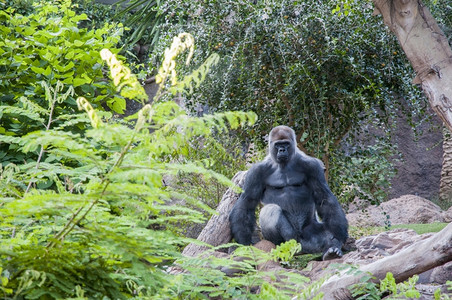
left=18, top=96, right=48, bottom=115
left=169, top=53, right=220, bottom=95
left=0, top=135, right=23, bottom=145
left=108, top=168, right=163, bottom=188
left=100, top=49, right=147, bottom=102
left=76, top=97, right=103, bottom=129
left=53, top=113, right=92, bottom=130
left=156, top=33, right=195, bottom=87
left=2, top=192, right=91, bottom=218
left=20, top=130, right=87, bottom=153
left=0, top=105, right=45, bottom=124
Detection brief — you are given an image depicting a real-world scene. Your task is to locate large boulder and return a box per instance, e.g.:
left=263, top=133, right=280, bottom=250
left=346, top=194, right=452, bottom=227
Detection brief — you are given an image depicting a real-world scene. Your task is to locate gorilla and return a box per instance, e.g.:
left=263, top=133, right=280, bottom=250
left=229, top=125, right=348, bottom=260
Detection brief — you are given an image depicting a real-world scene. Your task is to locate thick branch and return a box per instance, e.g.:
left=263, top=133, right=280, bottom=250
left=373, top=0, right=452, bottom=132
left=319, top=222, right=452, bottom=299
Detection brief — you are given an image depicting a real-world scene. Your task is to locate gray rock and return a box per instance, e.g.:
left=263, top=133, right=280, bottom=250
left=347, top=194, right=448, bottom=227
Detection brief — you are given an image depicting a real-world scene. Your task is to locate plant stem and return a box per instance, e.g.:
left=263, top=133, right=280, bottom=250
left=46, top=130, right=137, bottom=248
left=25, top=95, right=56, bottom=194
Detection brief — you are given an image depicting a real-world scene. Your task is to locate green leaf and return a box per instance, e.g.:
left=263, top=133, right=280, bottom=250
left=43, top=65, right=52, bottom=77
left=73, top=40, right=84, bottom=47
left=31, top=66, right=45, bottom=74
left=73, top=77, right=90, bottom=87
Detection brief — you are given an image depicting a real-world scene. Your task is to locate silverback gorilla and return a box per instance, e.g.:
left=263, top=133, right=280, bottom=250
left=229, top=125, right=348, bottom=260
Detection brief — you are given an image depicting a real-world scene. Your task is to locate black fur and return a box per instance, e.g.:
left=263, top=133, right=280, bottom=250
left=229, top=126, right=348, bottom=259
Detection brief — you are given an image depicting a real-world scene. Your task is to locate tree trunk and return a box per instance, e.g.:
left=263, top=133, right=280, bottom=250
left=319, top=222, right=452, bottom=299
left=182, top=171, right=246, bottom=257
left=440, top=127, right=452, bottom=202
left=372, top=0, right=452, bottom=132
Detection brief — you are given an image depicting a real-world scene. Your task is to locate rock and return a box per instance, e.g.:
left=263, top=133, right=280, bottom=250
left=342, top=229, right=433, bottom=265
left=386, top=105, right=443, bottom=201
left=346, top=194, right=448, bottom=227
left=444, top=206, right=452, bottom=222
left=380, top=195, right=445, bottom=224
left=429, top=261, right=452, bottom=284
left=302, top=228, right=449, bottom=295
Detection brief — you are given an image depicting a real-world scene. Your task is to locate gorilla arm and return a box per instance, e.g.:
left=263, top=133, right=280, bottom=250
left=229, top=163, right=266, bottom=245
left=308, top=160, right=348, bottom=244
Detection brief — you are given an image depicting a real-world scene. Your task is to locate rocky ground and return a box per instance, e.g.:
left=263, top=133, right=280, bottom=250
left=299, top=228, right=452, bottom=298
left=299, top=194, right=452, bottom=298
left=248, top=194, right=452, bottom=298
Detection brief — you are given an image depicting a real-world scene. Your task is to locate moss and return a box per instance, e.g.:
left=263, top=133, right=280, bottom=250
left=349, top=223, right=448, bottom=241
left=389, top=223, right=448, bottom=234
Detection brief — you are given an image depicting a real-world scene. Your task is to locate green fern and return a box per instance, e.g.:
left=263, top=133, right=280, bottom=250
left=0, top=29, right=257, bottom=298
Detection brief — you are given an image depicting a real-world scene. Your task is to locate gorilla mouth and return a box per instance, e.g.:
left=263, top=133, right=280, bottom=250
left=277, top=155, right=289, bottom=162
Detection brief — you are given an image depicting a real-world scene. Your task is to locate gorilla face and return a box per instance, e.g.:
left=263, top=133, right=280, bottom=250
left=273, top=140, right=292, bottom=163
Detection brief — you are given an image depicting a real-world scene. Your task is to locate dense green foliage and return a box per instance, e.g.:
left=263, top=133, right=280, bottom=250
left=0, top=25, right=288, bottom=297
left=352, top=272, right=452, bottom=300
left=0, top=1, right=127, bottom=167
left=0, top=2, right=324, bottom=298
left=140, top=0, right=427, bottom=205
left=116, top=0, right=452, bottom=207
left=351, top=272, right=420, bottom=300
left=2, top=0, right=452, bottom=298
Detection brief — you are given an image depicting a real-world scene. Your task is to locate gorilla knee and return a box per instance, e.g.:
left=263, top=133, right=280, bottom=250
left=259, top=204, right=297, bottom=244
left=259, top=204, right=282, bottom=229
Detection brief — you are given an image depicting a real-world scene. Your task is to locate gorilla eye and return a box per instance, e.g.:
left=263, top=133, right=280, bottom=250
left=276, top=142, right=289, bottom=148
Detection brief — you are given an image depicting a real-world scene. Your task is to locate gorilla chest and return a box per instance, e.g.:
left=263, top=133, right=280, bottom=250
left=264, top=169, right=306, bottom=188
left=262, top=169, right=310, bottom=205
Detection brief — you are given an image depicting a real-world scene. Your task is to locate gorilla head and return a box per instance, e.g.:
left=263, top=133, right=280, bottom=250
left=269, top=125, right=296, bottom=164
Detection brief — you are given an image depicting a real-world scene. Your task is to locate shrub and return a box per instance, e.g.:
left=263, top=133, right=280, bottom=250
left=144, top=0, right=424, bottom=204
left=0, top=0, right=127, bottom=167
left=0, top=30, right=257, bottom=298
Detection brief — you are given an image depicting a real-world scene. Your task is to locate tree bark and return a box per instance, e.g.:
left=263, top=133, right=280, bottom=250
left=440, top=127, right=452, bottom=202
left=372, top=0, right=452, bottom=132
left=319, top=222, right=452, bottom=299
left=182, top=171, right=247, bottom=257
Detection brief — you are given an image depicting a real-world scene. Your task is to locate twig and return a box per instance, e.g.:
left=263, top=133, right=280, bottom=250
left=25, top=91, right=57, bottom=194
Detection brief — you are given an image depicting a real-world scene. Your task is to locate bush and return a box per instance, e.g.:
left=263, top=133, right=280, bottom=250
left=0, top=0, right=127, bottom=167
left=144, top=0, right=425, bottom=204
left=0, top=31, right=258, bottom=298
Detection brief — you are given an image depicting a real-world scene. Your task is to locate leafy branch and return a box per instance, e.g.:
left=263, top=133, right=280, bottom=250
left=25, top=82, right=74, bottom=193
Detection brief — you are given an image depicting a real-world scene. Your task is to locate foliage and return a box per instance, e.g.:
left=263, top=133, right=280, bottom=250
left=271, top=239, right=302, bottom=264
left=379, top=273, right=420, bottom=299
left=0, top=29, right=260, bottom=298
left=170, top=133, right=249, bottom=225
left=426, top=0, right=452, bottom=36
left=72, top=0, right=122, bottom=29
left=172, top=241, right=321, bottom=300
left=144, top=0, right=425, bottom=204
left=332, top=139, right=398, bottom=206
left=286, top=253, right=323, bottom=270
left=0, top=0, right=127, bottom=167
left=115, top=0, right=165, bottom=48
left=434, top=281, right=452, bottom=300
left=0, top=267, right=13, bottom=295
left=351, top=272, right=420, bottom=300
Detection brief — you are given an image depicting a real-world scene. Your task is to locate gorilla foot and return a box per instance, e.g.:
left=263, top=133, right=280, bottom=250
left=322, top=247, right=343, bottom=261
